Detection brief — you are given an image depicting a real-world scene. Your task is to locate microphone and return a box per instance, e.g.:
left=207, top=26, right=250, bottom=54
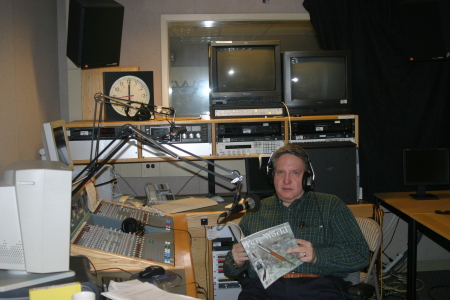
left=220, top=195, right=261, bottom=218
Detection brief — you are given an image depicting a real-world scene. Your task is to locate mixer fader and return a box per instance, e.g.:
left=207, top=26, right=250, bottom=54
left=70, top=192, right=175, bottom=265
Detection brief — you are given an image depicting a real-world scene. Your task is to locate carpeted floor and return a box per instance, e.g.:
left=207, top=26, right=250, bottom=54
left=382, top=270, right=450, bottom=299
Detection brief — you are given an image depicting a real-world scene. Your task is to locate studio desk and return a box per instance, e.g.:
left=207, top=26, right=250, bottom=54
left=69, top=193, right=197, bottom=297
left=69, top=186, right=374, bottom=300
left=375, top=190, right=450, bottom=300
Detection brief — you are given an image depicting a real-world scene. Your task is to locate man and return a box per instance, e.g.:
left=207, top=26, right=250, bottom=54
left=224, top=144, right=369, bottom=299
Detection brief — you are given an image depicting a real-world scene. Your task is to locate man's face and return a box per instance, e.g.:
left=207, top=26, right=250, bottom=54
left=273, top=154, right=307, bottom=206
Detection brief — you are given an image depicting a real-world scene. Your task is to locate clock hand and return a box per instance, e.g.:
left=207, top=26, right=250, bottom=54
left=128, top=82, right=131, bottom=101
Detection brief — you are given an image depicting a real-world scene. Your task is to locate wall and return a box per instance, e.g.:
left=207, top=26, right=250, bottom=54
left=0, top=0, right=61, bottom=171
left=63, top=0, right=308, bottom=121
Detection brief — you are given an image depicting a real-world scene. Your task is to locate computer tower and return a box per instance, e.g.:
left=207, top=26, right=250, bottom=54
left=66, top=0, right=124, bottom=69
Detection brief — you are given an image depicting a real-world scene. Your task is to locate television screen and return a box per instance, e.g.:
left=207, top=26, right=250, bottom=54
left=283, top=51, right=352, bottom=116
left=403, top=148, right=449, bottom=200
left=209, top=40, right=282, bottom=109
left=216, top=47, right=276, bottom=92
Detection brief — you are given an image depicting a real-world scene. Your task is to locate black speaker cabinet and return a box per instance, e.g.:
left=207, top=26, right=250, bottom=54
left=245, top=145, right=359, bottom=204
left=67, top=0, right=124, bottom=69
left=307, top=146, right=358, bottom=205
left=399, top=0, right=450, bottom=60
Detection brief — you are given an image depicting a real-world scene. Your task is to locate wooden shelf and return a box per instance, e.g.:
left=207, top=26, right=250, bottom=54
left=66, top=114, right=359, bottom=164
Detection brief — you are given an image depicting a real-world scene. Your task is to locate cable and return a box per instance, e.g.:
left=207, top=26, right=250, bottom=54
left=113, top=168, right=139, bottom=197
left=428, top=285, right=450, bottom=300
left=146, top=224, right=193, bottom=244
left=175, top=164, right=208, bottom=195
left=281, top=102, right=292, bottom=141
left=96, top=267, right=134, bottom=276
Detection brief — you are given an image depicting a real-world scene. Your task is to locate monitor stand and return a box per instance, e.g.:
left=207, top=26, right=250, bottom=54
left=409, top=186, right=439, bottom=200
left=0, top=270, right=75, bottom=292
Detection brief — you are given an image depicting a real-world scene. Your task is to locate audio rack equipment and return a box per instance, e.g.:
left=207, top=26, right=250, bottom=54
left=67, top=126, right=138, bottom=160
left=289, top=117, right=356, bottom=146
left=211, top=226, right=241, bottom=300
left=215, top=121, right=284, bottom=155
left=141, top=123, right=212, bottom=157
left=211, top=105, right=285, bottom=119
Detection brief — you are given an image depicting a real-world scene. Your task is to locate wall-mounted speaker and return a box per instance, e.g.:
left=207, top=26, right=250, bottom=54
left=67, top=0, right=124, bottom=69
left=399, top=0, right=450, bottom=61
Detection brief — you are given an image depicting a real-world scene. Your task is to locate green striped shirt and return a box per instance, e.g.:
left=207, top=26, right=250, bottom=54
left=224, top=192, right=369, bottom=278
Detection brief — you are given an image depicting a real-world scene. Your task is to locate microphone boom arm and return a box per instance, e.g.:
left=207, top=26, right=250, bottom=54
left=72, top=124, right=243, bottom=197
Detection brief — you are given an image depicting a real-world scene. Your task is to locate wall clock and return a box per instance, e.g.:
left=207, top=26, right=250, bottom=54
left=103, top=71, right=154, bottom=121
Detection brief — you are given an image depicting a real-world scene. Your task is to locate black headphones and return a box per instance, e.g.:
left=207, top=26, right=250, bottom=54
left=266, top=151, right=315, bottom=192
left=121, top=218, right=145, bottom=235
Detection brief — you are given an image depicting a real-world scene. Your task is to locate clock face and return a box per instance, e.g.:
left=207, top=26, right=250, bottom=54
left=109, top=75, right=151, bottom=117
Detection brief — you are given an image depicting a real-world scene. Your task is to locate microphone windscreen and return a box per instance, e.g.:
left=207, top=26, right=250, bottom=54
left=246, top=194, right=261, bottom=211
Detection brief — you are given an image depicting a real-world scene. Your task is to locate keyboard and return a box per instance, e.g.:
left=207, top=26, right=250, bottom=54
left=150, top=197, right=218, bottom=214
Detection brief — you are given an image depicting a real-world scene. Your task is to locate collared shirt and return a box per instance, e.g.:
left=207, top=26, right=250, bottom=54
left=224, top=192, right=369, bottom=278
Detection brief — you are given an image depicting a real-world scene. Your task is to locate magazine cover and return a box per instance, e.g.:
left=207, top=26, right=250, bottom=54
left=228, top=222, right=303, bottom=288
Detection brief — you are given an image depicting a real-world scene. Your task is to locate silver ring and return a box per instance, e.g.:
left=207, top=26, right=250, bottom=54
left=303, top=252, right=307, bottom=257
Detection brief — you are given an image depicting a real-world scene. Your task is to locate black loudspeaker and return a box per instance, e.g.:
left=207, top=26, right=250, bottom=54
left=307, top=146, right=358, bottom=205
left=399, top=0, right=450, bottom=60
left=67, top=0, right=124, bottom=69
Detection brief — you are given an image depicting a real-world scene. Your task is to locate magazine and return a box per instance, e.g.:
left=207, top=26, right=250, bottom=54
left=228, top=222, right=303, bottom=288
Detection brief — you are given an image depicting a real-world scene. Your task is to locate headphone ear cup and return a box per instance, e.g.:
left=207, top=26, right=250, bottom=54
left=303, top=157, right=315, bottom=192
left=122, top=218, right=142, bottom=233
left=302, top=171, right=312, bottom=192
left=266, top=157, right=274, bottom=184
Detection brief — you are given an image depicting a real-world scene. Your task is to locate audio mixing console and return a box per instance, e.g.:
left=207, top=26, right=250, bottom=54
left=71, top=187, right=175, bottom=265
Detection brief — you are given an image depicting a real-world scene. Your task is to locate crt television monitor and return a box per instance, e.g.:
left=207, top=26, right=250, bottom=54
left=245, top=156, right=275, bottom=198
left=42, top=120, right=74, bottom=171
left=282, top=50, right=352, bottom=116
left=209, top=40, right=282, bottom=107
left=403, top=148, right=449, bottom=200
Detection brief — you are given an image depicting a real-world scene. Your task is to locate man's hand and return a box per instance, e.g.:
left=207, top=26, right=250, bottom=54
left=231, top=242, right=249, bottom=268
left=286, top=239, right=317, bottom=263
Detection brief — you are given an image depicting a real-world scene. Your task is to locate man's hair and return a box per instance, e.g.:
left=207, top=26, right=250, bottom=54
left=271, top=144, right=311, bottom=173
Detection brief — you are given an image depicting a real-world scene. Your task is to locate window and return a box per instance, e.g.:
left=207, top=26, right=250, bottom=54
left=161, top=14, right=320, bottom=118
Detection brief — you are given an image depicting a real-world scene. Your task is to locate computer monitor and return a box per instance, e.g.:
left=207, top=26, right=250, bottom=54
left=0, top=160, right=73, bottom=291
left=209, top=40, right=282, bottom=108
left=403, top=148, right=449, bottom=200
left=282, top=50, right=352, bottom=116
left=245, top=156, right=275, bottom=198
left=41, top=120, right=74, bottom=171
